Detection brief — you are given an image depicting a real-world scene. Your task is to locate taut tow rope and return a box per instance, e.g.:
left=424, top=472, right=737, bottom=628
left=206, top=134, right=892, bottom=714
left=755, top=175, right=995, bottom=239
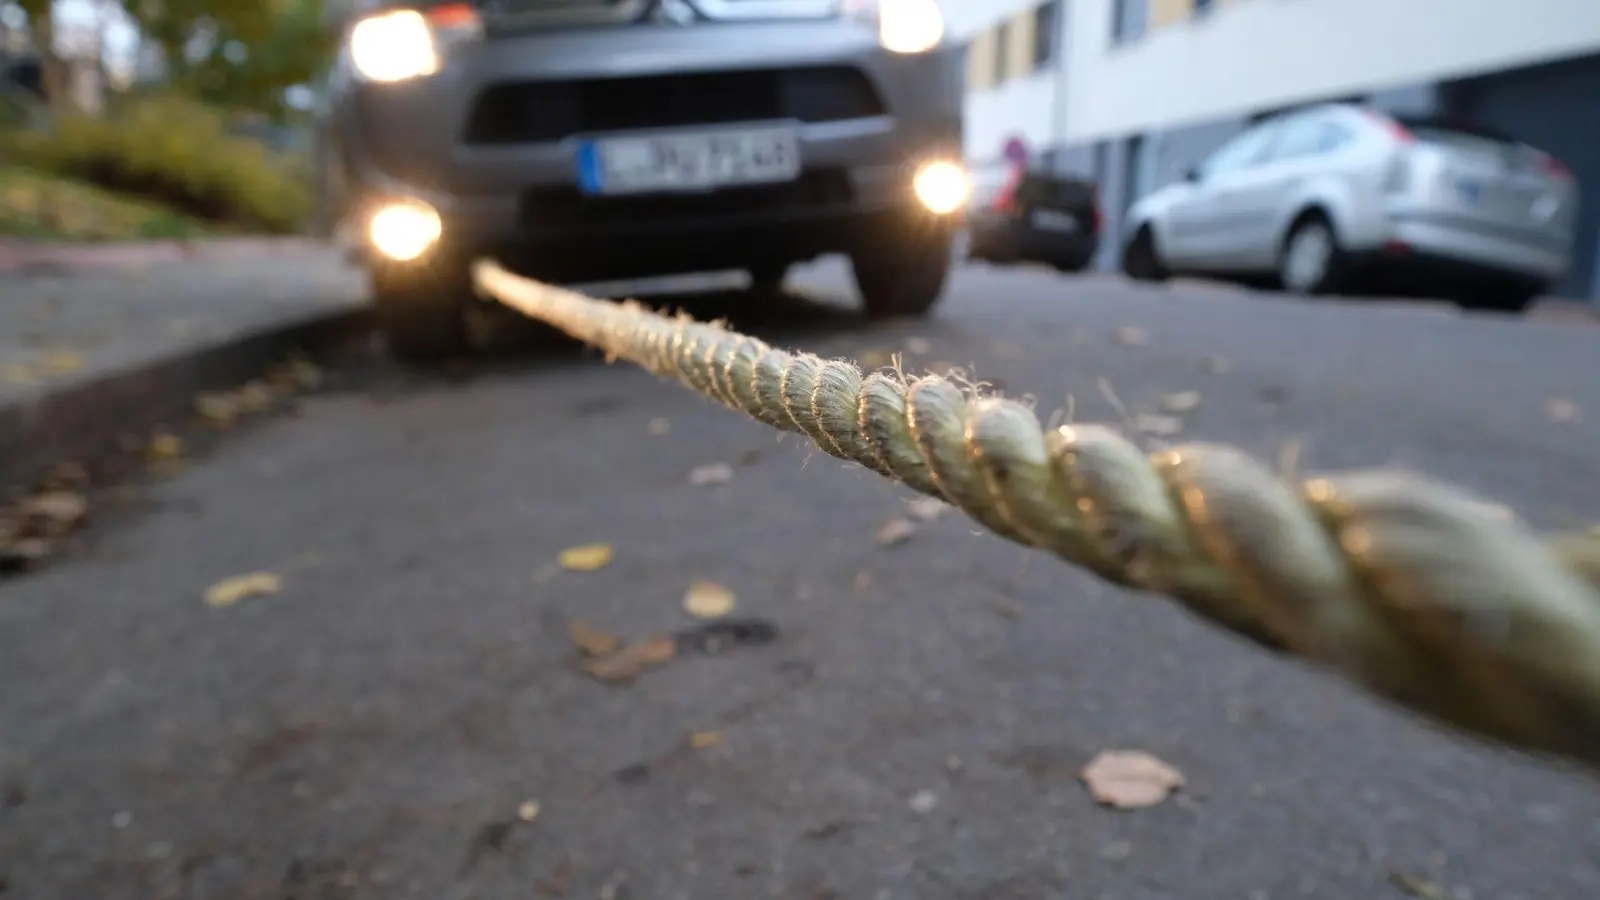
left=474, top=259, right=1600, bottom=771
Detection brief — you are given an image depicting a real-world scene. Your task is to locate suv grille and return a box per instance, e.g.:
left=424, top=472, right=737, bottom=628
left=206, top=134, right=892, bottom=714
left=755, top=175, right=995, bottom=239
left=520, top=168, right=853, bottom=228
left=462, top=67, right=885, bottom=144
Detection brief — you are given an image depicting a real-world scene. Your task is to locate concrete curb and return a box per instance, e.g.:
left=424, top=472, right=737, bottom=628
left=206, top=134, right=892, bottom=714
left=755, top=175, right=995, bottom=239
left=0, top=306, right=371, bottom=490
left=0, top=237, right=328, bottom=276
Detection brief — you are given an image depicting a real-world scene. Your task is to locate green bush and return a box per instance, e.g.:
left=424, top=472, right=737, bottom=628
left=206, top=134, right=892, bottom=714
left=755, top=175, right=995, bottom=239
left=7, top=95, right=314, bottom=234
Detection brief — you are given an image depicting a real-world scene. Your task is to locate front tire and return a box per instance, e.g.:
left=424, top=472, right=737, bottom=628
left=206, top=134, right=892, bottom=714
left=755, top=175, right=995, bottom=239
left=850, top=220, right=953, bottom=319
left=370, top=258, right=473, bottom=365
left=1121, top=226, right=1168, bottom=281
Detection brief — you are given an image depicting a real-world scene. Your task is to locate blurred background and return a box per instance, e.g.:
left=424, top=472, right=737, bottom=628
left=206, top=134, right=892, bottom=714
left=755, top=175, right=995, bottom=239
left=955, top=0, right=1600, bottom=300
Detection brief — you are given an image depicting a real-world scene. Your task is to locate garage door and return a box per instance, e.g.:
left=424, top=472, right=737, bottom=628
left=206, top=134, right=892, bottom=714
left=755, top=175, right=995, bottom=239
left=1446, top=54, right=1600, bottom=299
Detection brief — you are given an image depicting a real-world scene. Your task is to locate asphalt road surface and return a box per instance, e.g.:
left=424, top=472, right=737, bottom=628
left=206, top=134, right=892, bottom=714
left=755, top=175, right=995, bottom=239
left=5, top=261, right=1600, bottom=900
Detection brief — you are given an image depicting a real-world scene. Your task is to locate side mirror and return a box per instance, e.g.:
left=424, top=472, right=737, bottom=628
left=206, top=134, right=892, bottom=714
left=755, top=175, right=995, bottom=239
left=1182, top=166, right=1201, bottom=183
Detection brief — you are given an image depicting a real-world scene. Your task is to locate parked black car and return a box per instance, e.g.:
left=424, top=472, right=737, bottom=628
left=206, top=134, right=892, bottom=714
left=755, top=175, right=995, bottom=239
left=967, top=169, right=1101, bottom=272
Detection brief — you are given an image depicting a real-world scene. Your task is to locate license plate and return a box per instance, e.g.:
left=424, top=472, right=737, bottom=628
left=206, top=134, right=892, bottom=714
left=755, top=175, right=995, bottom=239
left=1030, top=209, right=1078, bottom=232
left=576, top=127, right=800, bottom=195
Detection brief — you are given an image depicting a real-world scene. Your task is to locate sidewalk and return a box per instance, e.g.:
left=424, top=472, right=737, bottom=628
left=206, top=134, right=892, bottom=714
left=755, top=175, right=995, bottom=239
left=0, top=241, right=368, bottom=486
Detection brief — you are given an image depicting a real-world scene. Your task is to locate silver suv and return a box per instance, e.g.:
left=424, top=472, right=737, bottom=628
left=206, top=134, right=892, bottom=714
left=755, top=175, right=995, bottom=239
left=316, top=0, right=968, bottom=361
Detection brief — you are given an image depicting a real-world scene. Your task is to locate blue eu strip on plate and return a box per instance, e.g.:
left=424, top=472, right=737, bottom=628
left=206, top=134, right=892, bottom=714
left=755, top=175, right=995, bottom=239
left=576, top=142, right=604, bottom=195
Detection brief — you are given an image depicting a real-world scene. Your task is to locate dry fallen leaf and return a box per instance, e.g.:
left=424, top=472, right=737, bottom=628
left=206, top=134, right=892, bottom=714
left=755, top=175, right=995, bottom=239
left=1546, top=397, right=1580, bottom=422
left=581, top=635, right=677, bottom=683
left=876, top=517, right=917, bottom=546
left=517, top=800, right=541, bottom=822
left=196, top=392, right=238, bottom=427
left=683, top=580, right=736, bottom=619
left=558, top=543, right=614, bottom=572
left=3, top=364, right=33, bottom=383
left=1134, top=414, right=1183, bottom=436
left=1081, top=750, right=1185, bottom=809
left=689, top=730, right=724, bottom=749
left=38, top=349, right=81, bottom=374
left=1114, top=326, right=1148, bottom=346
left=25, top=490, right=87, bottom=529
left=904, top=337, right=931, bottom=355
left=907, top=497, right=948, bottom=521
left=1389, top=872, right=1447, bottom=899
left=145, top=433, right=183, bottom=462
left=989, top=596, right=1024, bottom=619
left=567, top=619, right=623, bottom=657
left=235, top=381, right=277, bottom=414
left=1160, top=390, right=1201, bottom=413
left=203, top=571, right=282, bottom=608
left=647, top=417, right=671, bottom=435
left=688, top=462, right=734, bottom=487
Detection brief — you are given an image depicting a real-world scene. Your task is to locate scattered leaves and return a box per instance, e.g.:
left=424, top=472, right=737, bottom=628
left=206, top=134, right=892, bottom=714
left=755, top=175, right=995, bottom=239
left=203, top=571, right=282, bottom=608
left=1133, top=414, right=1183, bottom=436
left=517, top=800, right=541, bottom=822
left=688, top=462, right=734, bottom=487
left=195, top=392, right=239, bottom=427
left=1546, top=397, right=1580, bottom=423
left=904, top=337, right=931, bottom=355
left=567, top=619, right=623, bottom=657
left=876, top=517, right=917, bottom=546
left=0, top=488, right=91, bottom=571
left=1081, top=750, right=1185, bottom=809
left=907, top=497, right=949, bottom=521
left=1160, top=391, right=1201, bottom=413
left=647, top=417, right=671, bottom=435
left=689, top=731, right=725, bottom=749
left=558, top=543, right=614, bottom=572
left=1114, top=326, right=1148, bottom=346
left=683, top=580, right=736, bottom=619
left=581, top=635, right=677, bottom=683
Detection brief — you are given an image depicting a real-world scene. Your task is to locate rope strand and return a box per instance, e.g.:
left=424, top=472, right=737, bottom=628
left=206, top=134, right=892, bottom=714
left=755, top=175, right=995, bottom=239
left=474, top=260, right=1600, bottom=769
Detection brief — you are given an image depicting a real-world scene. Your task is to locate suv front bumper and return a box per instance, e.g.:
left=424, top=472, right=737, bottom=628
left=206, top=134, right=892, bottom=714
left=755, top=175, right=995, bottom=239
left=323, top=19, right=964, bottom=277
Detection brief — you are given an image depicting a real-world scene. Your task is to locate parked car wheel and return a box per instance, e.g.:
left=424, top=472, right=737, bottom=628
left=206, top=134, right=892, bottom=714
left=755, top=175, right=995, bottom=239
left=371, top=259, right=473, bottom=364
left=1278, top=212, right=1349, bottom=295
left=1121, top=226, right=1168, bottom=281
left=851, top=222, right=953, bottom=319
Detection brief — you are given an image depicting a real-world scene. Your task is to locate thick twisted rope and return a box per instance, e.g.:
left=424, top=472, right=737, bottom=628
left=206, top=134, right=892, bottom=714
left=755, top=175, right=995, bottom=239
left=473, top=259, right=1600, bottom=770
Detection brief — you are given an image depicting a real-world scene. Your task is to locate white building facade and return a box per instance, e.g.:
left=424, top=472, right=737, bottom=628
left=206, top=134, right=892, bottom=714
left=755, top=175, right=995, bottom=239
left=952, top=0, right=1600, bottom=298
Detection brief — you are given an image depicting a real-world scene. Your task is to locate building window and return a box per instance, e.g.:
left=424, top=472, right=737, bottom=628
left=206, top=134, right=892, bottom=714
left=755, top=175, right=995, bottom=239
left=993, top=20, right=1010, bottom=84
left=1193, top=0, right=1212, bottom=13
left=1110, top=0, right=1147, bottom=45
left=1032, top=0, right=1061, bottom=69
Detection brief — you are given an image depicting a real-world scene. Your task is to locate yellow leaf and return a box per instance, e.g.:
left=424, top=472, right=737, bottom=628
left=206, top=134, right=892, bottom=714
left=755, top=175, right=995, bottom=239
left=1080, top=750, right=1184, bottom=809
left=3, top=364, right=34, bottom=383
left=196, top=392, right=238, bottom=427
left=689, top=731, right=724, bottom=749
left=38, top=350, right=82, bottom=374
left=145, top=433, right=184, bottom=462
left=683, top=580, right=735, bottom=619
left=558, top=543, right=614, bottom=572
left=517, top=800, right=541, bottom=822
left=203, top=571, right=282, bottom=608
left=647, top=417, right=671, bottom=435
left=581, top=635, right=677, bottom=683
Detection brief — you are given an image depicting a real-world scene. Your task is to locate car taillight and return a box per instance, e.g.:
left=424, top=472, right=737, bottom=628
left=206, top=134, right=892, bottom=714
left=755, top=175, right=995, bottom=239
left=425, top=2, right=483, bottom=43
left=992, top=171, right=1021, bottom=213
left=1534, top=151, right=1573, bottom=181
left=1365, top=109, right=1414, bottom=144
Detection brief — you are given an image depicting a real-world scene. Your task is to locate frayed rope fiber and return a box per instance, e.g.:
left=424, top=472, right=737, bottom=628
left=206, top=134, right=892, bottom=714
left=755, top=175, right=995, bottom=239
left=474, top=259, right=1600, bottom=770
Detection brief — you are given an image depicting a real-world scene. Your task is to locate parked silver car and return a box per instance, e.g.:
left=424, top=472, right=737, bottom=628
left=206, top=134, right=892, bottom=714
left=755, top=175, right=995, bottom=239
left=316, top=0, right=968, bottom=361
left=1121, top=103, right=1578, bottom=311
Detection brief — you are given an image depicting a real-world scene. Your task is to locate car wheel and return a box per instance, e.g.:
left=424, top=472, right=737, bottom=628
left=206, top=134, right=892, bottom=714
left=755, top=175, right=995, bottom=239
left=850, top=222, right=953, bottom=319
left=1278, top=213, right=1348, bottom=295
left=370, top=259, right=473, bottom=364
left=1121, top=226, right=1168, bottom=281
left=747, top=262, right=789, bottom=296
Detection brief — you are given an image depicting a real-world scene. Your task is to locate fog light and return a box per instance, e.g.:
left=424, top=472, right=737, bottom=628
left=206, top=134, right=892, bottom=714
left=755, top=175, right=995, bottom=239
left=913, top=160, right=969, bottom=214
left=368, top=200, right=441, bottom=261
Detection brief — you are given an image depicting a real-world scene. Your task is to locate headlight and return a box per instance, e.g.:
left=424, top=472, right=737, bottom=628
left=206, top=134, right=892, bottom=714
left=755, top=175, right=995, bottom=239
left=877, top=0, right=944, bottom=54
left=347, top=4, right=481, bottom=84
